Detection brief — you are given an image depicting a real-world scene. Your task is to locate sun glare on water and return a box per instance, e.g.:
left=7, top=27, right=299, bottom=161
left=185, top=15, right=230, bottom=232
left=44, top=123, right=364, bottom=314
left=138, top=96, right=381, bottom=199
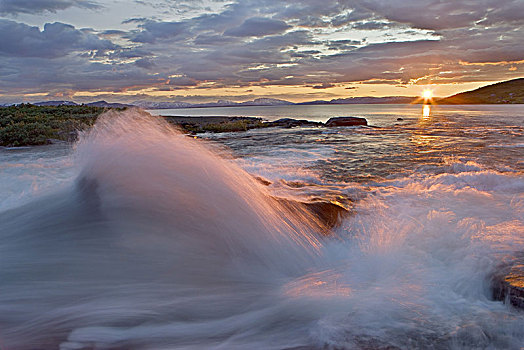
left=421, top=89, right=433, bottom=117
left=423, top=104, right=431, bottom=117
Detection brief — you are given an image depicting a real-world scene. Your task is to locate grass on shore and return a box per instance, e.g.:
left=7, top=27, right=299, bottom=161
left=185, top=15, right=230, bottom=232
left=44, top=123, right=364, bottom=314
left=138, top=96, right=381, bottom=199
left=0, top=105, right=268, bottom=147
left=178, top=119, right=268, bottom=133
left=0, top=104, right=111, bottom=147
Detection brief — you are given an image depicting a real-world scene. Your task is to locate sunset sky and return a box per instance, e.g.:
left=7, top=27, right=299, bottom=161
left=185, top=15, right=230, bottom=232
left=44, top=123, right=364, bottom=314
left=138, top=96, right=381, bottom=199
left=0, top=0, right=523, bottom=104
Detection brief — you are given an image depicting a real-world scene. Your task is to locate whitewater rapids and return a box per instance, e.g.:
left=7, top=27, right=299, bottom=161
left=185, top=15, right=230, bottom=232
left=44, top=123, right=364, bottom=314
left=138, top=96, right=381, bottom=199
left=0, top=109, right=523, bottom=349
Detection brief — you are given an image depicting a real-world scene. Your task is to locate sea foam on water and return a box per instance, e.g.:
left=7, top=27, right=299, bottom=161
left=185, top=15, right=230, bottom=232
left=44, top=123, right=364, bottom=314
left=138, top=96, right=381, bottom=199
left=0, top=109, right=523, bottom=349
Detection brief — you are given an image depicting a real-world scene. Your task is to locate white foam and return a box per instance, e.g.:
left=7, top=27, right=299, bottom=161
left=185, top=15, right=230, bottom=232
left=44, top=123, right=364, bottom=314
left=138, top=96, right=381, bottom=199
left=0, top=110, right=522, bottom=349
left=305, top=165, right=524, bottom=348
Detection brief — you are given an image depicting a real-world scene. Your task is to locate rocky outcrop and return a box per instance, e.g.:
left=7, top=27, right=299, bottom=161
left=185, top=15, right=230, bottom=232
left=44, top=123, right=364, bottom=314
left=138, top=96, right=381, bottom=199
left=164, top=115, right=369, bottom=133
left=491, top=256, right=524, bottom=309
left=302, top=201, right=349, bottom=230
left=166, top=116, right=265, bottom=133
left=274, top=197, right=350, bottom=234
left=254, top=176, right=272, bottom=186
left=325, top=116, right=368, bottom=127
left=267, top=118, right=323, bottom=128
left=256, top=176, right=350, bottom=232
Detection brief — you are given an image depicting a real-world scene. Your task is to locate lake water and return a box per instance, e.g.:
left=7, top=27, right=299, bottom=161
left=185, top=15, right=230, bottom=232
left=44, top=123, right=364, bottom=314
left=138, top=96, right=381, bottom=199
left=1, top=104, right=523, bottom=349
left=147, top=103, right=524, bottom=123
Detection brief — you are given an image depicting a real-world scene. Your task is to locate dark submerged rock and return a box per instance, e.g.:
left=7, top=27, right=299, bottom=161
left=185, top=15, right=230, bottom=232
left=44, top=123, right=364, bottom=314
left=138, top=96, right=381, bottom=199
left=267, top=118, right=323, bottom=128
left=325, top=116, right=368, bottom=127
left=302, top=201, right=349, bottom=231
left=491, top=256, right=524, bottom=309
left=165, top=115, right=373, bottom=134
left=165, top=116, right=265, bottom=133
left=254, top=176, right=272, bottom=186
left=282, top=180, right=307, bottom=188
left=397, top=117, right=404, bottom=121
left=274, top=197, right=350, bottom=234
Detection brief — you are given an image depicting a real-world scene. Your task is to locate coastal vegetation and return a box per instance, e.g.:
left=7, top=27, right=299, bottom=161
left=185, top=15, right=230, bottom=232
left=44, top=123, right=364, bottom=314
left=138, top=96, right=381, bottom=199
left=166, top=116, right=268, bottom=133
left=0, top=107, right=325, bottom=147
left=0, top=104, right=108, bottom=147
left=0, top=105, right=276, bottom=147
left=437, top=78, right=524, bottom=104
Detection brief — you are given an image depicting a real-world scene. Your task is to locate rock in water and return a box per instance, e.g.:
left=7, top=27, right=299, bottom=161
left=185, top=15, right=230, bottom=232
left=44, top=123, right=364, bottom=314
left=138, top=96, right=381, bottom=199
left=325, top=116, right=368, bottom=127
left=268, top=118, right=323, bottom=128
left=274, top=197, right=350, bottom=234
left=253, top=176, right=272, bottom=186
left=491, top=257, right=524, bottom=309
left=302, top=201, right=349, bottom=231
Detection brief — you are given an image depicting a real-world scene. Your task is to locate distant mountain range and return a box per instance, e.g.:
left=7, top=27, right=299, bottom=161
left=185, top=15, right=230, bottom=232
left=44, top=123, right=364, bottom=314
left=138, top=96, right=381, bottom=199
left=4, top=96, right=417, bottom=109
left=128, top=96, right=416, bottom=108
left=133, top=97, right=295, bottom=109
left=1, top=98, right=294, bottom=109
left=2, top=78, right=522, bottom=108
left=29, top=100, right=131, bottom=108
left=297, top=96, right=416, bottom=105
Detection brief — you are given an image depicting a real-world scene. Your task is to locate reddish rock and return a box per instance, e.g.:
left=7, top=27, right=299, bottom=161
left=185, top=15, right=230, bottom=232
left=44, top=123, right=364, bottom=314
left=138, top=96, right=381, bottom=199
left=325, top=116, right=368, bottom=127
left=274, top=197, right=350, bottom=234
left=268, top=118, right=323, bottom=128
left=303, top=201, right=349, bottom=230
left=491, top=257, right=524, bottom=309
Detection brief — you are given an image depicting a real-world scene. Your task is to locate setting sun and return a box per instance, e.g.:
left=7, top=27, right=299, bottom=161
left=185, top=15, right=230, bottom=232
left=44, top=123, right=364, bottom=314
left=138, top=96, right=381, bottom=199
left=423, top=89, right=433, bottom=100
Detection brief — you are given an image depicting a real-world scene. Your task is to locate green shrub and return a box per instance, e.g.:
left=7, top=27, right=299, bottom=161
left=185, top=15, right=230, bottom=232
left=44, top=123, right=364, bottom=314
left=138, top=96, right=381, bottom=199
left=0, top=122, right=52, bottom=146
left=0, top=104, right=106, bottom=146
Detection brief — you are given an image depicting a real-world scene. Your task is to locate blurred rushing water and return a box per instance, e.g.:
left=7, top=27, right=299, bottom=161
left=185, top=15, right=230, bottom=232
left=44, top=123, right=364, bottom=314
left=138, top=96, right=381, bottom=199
left=0, top=105, right=523, bottom=349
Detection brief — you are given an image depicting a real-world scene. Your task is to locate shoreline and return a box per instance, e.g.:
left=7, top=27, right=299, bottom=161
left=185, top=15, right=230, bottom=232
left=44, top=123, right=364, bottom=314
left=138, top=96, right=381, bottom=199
left=1, top=114, right=369, bottom=148
left=163, top=115, right=367, bottom=134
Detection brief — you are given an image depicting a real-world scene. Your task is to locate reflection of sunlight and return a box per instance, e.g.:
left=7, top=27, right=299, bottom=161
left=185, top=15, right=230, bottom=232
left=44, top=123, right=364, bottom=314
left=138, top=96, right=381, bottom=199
left=423, top=105, right=431, bottom=117
left=411, top=134, right=438, bottom=148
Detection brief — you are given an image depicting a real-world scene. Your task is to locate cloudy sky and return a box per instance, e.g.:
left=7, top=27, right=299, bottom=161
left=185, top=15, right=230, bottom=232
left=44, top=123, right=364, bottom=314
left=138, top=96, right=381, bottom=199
left=0, top=0, right=523, bottom=103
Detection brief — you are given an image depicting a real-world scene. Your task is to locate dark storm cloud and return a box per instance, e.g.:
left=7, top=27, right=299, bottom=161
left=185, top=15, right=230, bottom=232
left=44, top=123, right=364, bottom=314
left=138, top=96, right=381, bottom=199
left=134, top=57, right=155, bottom=69
left=128, top=20, right=188, bottom=43
left=0, top=54, right=165, bottom=95
left=109, top=48, right=154, bottom=59
left=121, top=17, right=148, bottom=25
left=351, top=20, right=391, bottom=30
left=327, top=39, right=361, bottom=51
left=192, top=2, right=248, bottom=33
left=312, top=82, right=336, bottom=89
left=0, top=0, right=100, bottom=14
left=330, top=8, right=375, bottom=27
left=224, top=17, right=291, bottom=37
left=1, top=0, right=523, bottom=100
left=0, top=19, right=165, bottom=96
left=100, top=29, right=126, bottom=36
left=278, top=1, right=351, bottom=22
left=166, top=76, right=199, bottom=87
left=476, top=0, right=524, bottom=25
left=240, top=30, right=316, bottom=53
left=194, top=33, right=240, bottom=45
left=0, top=20, right=117, bottom=58
left=358, top=0, right=524, bottom=30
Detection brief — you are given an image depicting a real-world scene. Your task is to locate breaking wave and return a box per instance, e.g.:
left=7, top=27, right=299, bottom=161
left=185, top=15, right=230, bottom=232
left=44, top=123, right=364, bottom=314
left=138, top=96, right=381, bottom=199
left=0, top=110, right=523, bottom=349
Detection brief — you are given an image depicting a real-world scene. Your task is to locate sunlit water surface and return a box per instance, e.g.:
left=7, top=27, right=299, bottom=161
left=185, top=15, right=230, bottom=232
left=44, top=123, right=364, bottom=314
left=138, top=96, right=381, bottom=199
left=1, top=105, right=523, bottom=349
